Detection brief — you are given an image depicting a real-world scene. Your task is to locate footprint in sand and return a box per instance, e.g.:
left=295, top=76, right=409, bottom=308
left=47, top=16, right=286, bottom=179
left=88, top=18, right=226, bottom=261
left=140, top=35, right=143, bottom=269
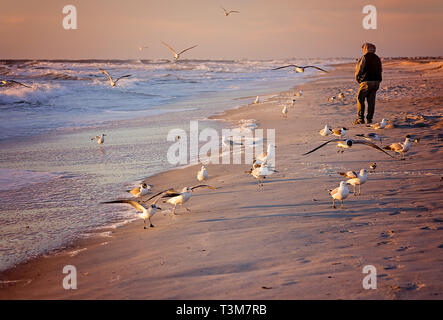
left=396, top=245, right=411, bottom=252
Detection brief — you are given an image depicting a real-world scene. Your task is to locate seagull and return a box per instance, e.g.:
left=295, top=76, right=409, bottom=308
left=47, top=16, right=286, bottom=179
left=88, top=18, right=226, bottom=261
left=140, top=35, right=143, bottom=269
left=222, top=135, right=243, bottom=149
left=147, top=185, right=216, bottom=215
left=369, top=162, right=377, bottom=172
left=295, top=90, right=303, bottom=97
left=127, top=183, right=152, bottom=198
left=255, top=144, right=276, bottom=166
left=328, top=96, right=336, bottom=103
left=383, top=135, right=411, bottom=160
left=343, top=169, right=368, bottom=195
left=290, top=99, right=296, bottom=106
left=337, top=92, right=345, bottom=99
left=355, top=133, right=382, bottom=143
left=221, top=6, right=240, bottom=16
left=332, top=127, right=348, bottom=138
left=247, top=163, right=278, bottom=187
left=302, top=138, right=395, bottom=158
left=1, top=79, right=31, bottom=88
left=91, top=133, right=106, bottom=144
left=329, top=181, right=350, bottom=208
left=161, top=42, right=198, bottom=61
left=253, top=96, right=260, bottom=104
left=272, top=65, right=328, bottom=73
left=319, top=124, right=332, bottom=137
left=282, top=105, right=288, bottom=118
left=99, top=68, right=131, bottom=87
left=369, top=118, right=388, bottom=130
left=102, top=195, right=163, bottom=229
left=197, top=165, right=209, bottom=182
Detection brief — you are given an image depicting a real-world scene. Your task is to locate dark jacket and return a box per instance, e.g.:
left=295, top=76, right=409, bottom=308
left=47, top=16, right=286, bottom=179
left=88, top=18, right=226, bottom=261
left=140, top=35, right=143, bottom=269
left=355, top=52, right=382, bottom=83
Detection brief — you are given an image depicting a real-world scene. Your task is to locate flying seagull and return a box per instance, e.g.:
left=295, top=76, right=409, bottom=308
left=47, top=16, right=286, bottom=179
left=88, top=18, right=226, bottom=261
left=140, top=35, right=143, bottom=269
left=146, top=185, right=216, bottom=215
left=102, top=195, right=163, bottom=229
left=272, top=65, right=328, bottom=73
left=221, top=6, right=240, bottom=16
left=302, top=139, right=395, bottom=158
left=161, top=42, right=198, bottom=61
left=1, top=80, right=31, bottom=88
left=99, top=68, right=131, bottom=87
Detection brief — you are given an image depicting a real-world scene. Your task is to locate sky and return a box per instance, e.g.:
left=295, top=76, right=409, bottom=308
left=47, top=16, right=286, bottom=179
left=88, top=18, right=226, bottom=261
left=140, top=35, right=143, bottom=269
left=1, top=0, right=442, bottom=60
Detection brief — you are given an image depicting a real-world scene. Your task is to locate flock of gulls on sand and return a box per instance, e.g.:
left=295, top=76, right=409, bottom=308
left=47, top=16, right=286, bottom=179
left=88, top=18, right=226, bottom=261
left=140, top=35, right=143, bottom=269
left=0, top=6, right=418, bottom=228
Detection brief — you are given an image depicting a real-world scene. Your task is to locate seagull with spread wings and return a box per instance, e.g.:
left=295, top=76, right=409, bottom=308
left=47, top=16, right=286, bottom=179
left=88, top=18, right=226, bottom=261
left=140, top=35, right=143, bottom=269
left=99, top=68, right=131, bottom=87
left=147, top=185, right=216, bottom=215
left=221, top=6, right=240, bottom=16
left=102, top=193, right=164, bottom=229
left=272, top=65, right=328, bottom=73
left=161, top=42, right=198, bottom=61
left=302, top=138, right=395, bottom=158
left=1, top=79, right=32, bottom=88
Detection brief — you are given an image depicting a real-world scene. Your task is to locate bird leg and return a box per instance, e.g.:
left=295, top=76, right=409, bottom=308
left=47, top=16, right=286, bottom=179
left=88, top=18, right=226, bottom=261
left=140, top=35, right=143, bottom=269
left=341, top=200, right=345, bottom=209
left=185, top=207, right=191, bottom=213
left=332, top=199, right=336, bottom=209
left=149, top=218, right=154, bottom=228
left=144, top=219, right=147, bottom=230
left=358, top=184, right=361, bottom=196
left=172, top=204, right=177, bottom=215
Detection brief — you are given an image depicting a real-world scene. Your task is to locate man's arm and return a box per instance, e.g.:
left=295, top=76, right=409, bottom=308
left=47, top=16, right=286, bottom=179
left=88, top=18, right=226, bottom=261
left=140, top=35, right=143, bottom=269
left=355, top=56, right=366, bottom=83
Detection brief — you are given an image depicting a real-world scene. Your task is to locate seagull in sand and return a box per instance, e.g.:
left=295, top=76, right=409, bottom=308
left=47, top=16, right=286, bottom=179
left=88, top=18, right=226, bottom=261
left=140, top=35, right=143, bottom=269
left=147, top=185, right=216, bottom=215
left=99, top=68, right=131, bottom=87
left=369, top=118, right=388, bottom=130
left=221, top=6, right=240, bottom=16
left=91, top=133, right=106, bottom=144
left=127, top=183, right=152, bottom=198
left=253, top=96, right=260, bottom=104
left=329, top=181, right=350, bottom=209
left=332, top=127, right=348, bottom=138
left=247, top=163, right=278, bottom=187
left=197, top=165, right=209, bottom=182
left=383, top=135, right=411, bottom=160
left=272, top=65, right=328, bottom=73
left=338, top=169, right=368, bottom=196
left=102, top=195, right=163, bottom=229
left=319, top=124, right=332, bottom=137
left=282, top=105, right=288, bottom=118
left=355, top=133, right=382, bottom=143
left=1, top=79, right=31, bottom=88
left=161, top=42, right=198, bottom=61
left=303, top=138, right=395, bottom=158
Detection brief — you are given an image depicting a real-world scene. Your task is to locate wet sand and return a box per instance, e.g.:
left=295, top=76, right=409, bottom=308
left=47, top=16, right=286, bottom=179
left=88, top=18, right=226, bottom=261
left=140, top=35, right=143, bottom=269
left=1, top=58, right=442, bottom=299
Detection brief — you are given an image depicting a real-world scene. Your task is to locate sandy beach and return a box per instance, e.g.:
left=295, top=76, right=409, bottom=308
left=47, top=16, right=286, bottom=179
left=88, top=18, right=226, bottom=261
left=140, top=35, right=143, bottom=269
left=1, top=59, right=442, bottom=300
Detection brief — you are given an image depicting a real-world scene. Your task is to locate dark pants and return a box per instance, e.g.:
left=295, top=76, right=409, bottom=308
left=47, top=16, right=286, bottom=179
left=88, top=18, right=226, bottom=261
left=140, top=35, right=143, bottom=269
left=357, top=81, right=380, bottom=122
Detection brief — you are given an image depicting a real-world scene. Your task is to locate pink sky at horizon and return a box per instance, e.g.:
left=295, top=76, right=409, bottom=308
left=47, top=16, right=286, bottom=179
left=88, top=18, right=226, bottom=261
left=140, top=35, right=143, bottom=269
left=1, top=0, right=442, bottom=60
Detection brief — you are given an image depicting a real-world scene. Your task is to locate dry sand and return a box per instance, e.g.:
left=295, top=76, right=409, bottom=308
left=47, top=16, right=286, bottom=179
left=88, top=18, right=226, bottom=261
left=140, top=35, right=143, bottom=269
left=1, top=59, right=442, bottom=300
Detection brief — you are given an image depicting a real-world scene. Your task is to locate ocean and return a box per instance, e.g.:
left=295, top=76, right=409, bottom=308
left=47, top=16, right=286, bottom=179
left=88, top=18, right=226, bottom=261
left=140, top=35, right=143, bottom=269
left=0, top=58, right=349, bottom=271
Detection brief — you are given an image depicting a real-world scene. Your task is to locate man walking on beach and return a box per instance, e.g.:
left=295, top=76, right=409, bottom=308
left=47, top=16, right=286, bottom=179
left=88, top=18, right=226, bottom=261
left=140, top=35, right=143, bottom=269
left=353, top=42, right=382, bottom=124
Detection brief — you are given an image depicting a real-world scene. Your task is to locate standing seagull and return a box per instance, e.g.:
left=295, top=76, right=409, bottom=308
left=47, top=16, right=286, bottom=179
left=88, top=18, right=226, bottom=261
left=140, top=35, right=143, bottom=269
left=99, top=68, right=131, bottom=87
left=197, top=165, right=209, bottom=182
left=343, top=169, right=368, bottom=196
left=127, top=183, right=152, bottom=198
left=272, top=65, right=328, bottom=73
left=282, top=105, right=288, bottom=118
left=329, top=181, right=350, bottom=209
left=91, top=133, right=106, bottom=144
left=247, top=163, right=277, bottom=187
left=221, top=6, right=240, bottom=16
left=383, top=135, right=411, bottom=160
left=1, top=79, right=31, bottom=88
left=161, top=42, right=198, bottom=61
left=303, top=139, right=395, bottom=158
left=253, top=96, right=260, bottom=104
left=332, top=127, right=348, bottom=138
left=102, top=196, right=163, bottom=229
left=147, top=185, right=216, bottom=215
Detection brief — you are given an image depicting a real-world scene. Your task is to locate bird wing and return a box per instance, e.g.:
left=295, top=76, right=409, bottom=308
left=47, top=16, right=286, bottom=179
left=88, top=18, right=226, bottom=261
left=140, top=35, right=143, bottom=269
left=221, top=6, right=227, bottom=13
left=304, top=65, right=328, bottom=73
left=190, top=184, right=216, bottom=191
left=114, top=75, right=131, bottom=84
left=99, top=68, right=113, bottom=82
left=178, top=45, right=198, bottom=56
left=162, top=42, right=178, bottom=56
left=353, top=140, right=395, bottom=158
left=102, top=200, right=146, bottom=213
left=9, top=80, right=31, bottom=88
left=302, top=139, right=341, bottom=155
left=272, top=65, right=298, bottom=71
left=229, top=10, right=240, bottom=14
